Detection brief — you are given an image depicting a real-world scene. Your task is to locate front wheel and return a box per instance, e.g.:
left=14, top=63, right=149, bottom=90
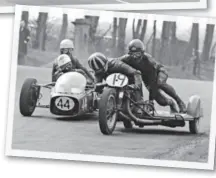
left=189, top=117, right=200, bottom=134
left=19, top=78, right=40, bottom=116
left=99, top=88, right=118, bottom=135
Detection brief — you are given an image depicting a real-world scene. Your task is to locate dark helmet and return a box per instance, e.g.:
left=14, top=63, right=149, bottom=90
left=128, top=39, right=145, bottom=53
left=88, top=52, right=108, bottom=74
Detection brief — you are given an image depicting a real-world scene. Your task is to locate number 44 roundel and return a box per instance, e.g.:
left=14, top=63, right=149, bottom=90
left=55, top=97, right=75, bottom=111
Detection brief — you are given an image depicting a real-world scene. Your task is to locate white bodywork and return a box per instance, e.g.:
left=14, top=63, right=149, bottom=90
left=187, top=95, right=203, bottom=118
left=50, top=72, right=87, bottom=112
left=52, top=72, right=87, bottom=96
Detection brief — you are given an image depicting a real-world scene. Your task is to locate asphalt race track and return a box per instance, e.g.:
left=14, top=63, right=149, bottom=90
left=7, top=0, right=199, bottom=5
left=12, top=66, right=212, bottom=162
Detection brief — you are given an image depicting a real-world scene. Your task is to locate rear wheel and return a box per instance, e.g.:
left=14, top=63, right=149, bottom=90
left=99, top=88, right=118, bottom=135
left=19, top=78, right=40, bottom=116
left=189, top=118, right=200, bottom=134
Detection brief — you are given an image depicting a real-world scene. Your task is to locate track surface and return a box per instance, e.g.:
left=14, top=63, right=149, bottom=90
left=12, top=66, right=212, bottom=162
left=7, top=0, right=199, bottom=5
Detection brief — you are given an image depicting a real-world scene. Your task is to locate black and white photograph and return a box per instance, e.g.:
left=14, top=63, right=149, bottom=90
left=0, top=0, right=207, bottom=13
left=5, top=5, right=216, bottom=170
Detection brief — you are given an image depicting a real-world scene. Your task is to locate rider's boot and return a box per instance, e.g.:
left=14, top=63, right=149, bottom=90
left=168, top=99, right=178, bottom=113
left=177, top=100, right=187, bottom=113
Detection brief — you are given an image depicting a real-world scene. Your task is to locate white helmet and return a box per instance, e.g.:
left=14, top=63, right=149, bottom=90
left=60, top=39, right=74, bottom=49
left=56, top=54, right=71, bottom=68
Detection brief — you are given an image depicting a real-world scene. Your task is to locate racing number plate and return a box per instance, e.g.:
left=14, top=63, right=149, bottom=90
left=55, top=97, right=74, bottom=111
left=106, top=73, right=128, bottom=87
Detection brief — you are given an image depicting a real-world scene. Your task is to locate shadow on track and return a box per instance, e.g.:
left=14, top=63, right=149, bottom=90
left=56, top=113, right=98, bottom=122
left=118, top=127, right=207, bottom=136
left=30, top=113, right=98, bottom=122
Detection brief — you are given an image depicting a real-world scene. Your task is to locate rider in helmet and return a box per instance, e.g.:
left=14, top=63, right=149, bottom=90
left=114, top=39, right=186, bottom=113
left=52, top=39, right=95, bottom=83
left=88, top=52, right=143, bottom=104
left=52, top=54, right=73, bottom=81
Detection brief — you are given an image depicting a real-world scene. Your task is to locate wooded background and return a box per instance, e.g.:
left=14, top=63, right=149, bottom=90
left=19, top=11, right=216, bottom=81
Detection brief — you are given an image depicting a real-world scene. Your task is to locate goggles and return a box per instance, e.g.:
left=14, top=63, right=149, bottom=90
left=60, top=62, right=72, bottom=72
left=60, top=48, right=73, bottom=54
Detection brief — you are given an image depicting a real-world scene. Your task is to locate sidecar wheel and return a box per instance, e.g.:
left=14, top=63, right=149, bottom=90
left=189, top=117, right=200, bottom=134
left=99, top=88, right=117, bottom=135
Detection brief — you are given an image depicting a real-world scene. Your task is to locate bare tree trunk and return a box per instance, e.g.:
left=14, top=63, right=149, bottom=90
left=132, top=19, right=142, bottom=39
left=210, top=42, right=216, bottom=61
left=85, top=16, right=99, bottom=42
left=158, top=21, right=170, bottom=64
left=118, top=18, right=127, bottom=56
left=169, top=22, right=177, bottom=65
left=140, top=19, right=147, bottom=41
left=151, top=20, right=157, bottom=58
left=183, top=23, right=198, bottom=71
left=21, top=11, right=29, bottom=24
left=112, top=17, right=118, bottom=56
left=56, top=14, right=68, bottom=49
left=201, top=24, right=215, bottom=61
left=34, top=12, right=48, bottom=51
left=132, top=19, right=136, bottom=39
left=192, top=23, right=200, bottom=76
left=85, top=16, right=99, bottom=53
left=135, top=19, right=142, bottom=38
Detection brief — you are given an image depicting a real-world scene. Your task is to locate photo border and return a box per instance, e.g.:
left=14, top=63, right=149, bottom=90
left=63, top=0, right=207, bottom=11
left=0, top=0, right=208, bottom=13
left=5, top=4, right=216, bottom=170
left=0, top=6, right=14, bottom=13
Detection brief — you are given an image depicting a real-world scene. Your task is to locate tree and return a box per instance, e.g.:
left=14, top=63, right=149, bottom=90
left=182, top=23, right=200, bottom=76
left=168, top=22, right=177, bottom=65
left=85, top=16, right=99, bottom=43
left=151, top=20, right=157, bottom=58
left=111, top=17, right=118, bottom=56
left=56, top=14, right=68, bottom=49
left=133, top=19, right=142, bottom=39
left=140, top=19, right=148, bottom=42
left=158, top=21, right=170, bottom=64
left=132, top=19, right=147, bottom=41
left=21, top=11, right=29, bottom=24
left=201, top=24, right=215, bottom=61
left=112, top=18, right=118, bottom=48
left=85, top=15, right=99, bottom=53
left=192, top=23, right=200, bottom=76
left=34, top=12, right=48, bottom=51
left=117, top=18, right=127, bottom=56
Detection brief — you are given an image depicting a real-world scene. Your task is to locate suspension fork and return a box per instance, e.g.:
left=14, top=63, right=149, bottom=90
left=115, top=88, right=126, bottom=111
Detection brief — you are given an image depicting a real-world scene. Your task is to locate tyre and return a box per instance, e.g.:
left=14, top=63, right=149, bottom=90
left=189, top=118, right=200, bottom=134
left=123, top=120, right=133, bottom=129
left=99, top=87, right=118, bottom=135
left=19, top=78, right=39, bottom=116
